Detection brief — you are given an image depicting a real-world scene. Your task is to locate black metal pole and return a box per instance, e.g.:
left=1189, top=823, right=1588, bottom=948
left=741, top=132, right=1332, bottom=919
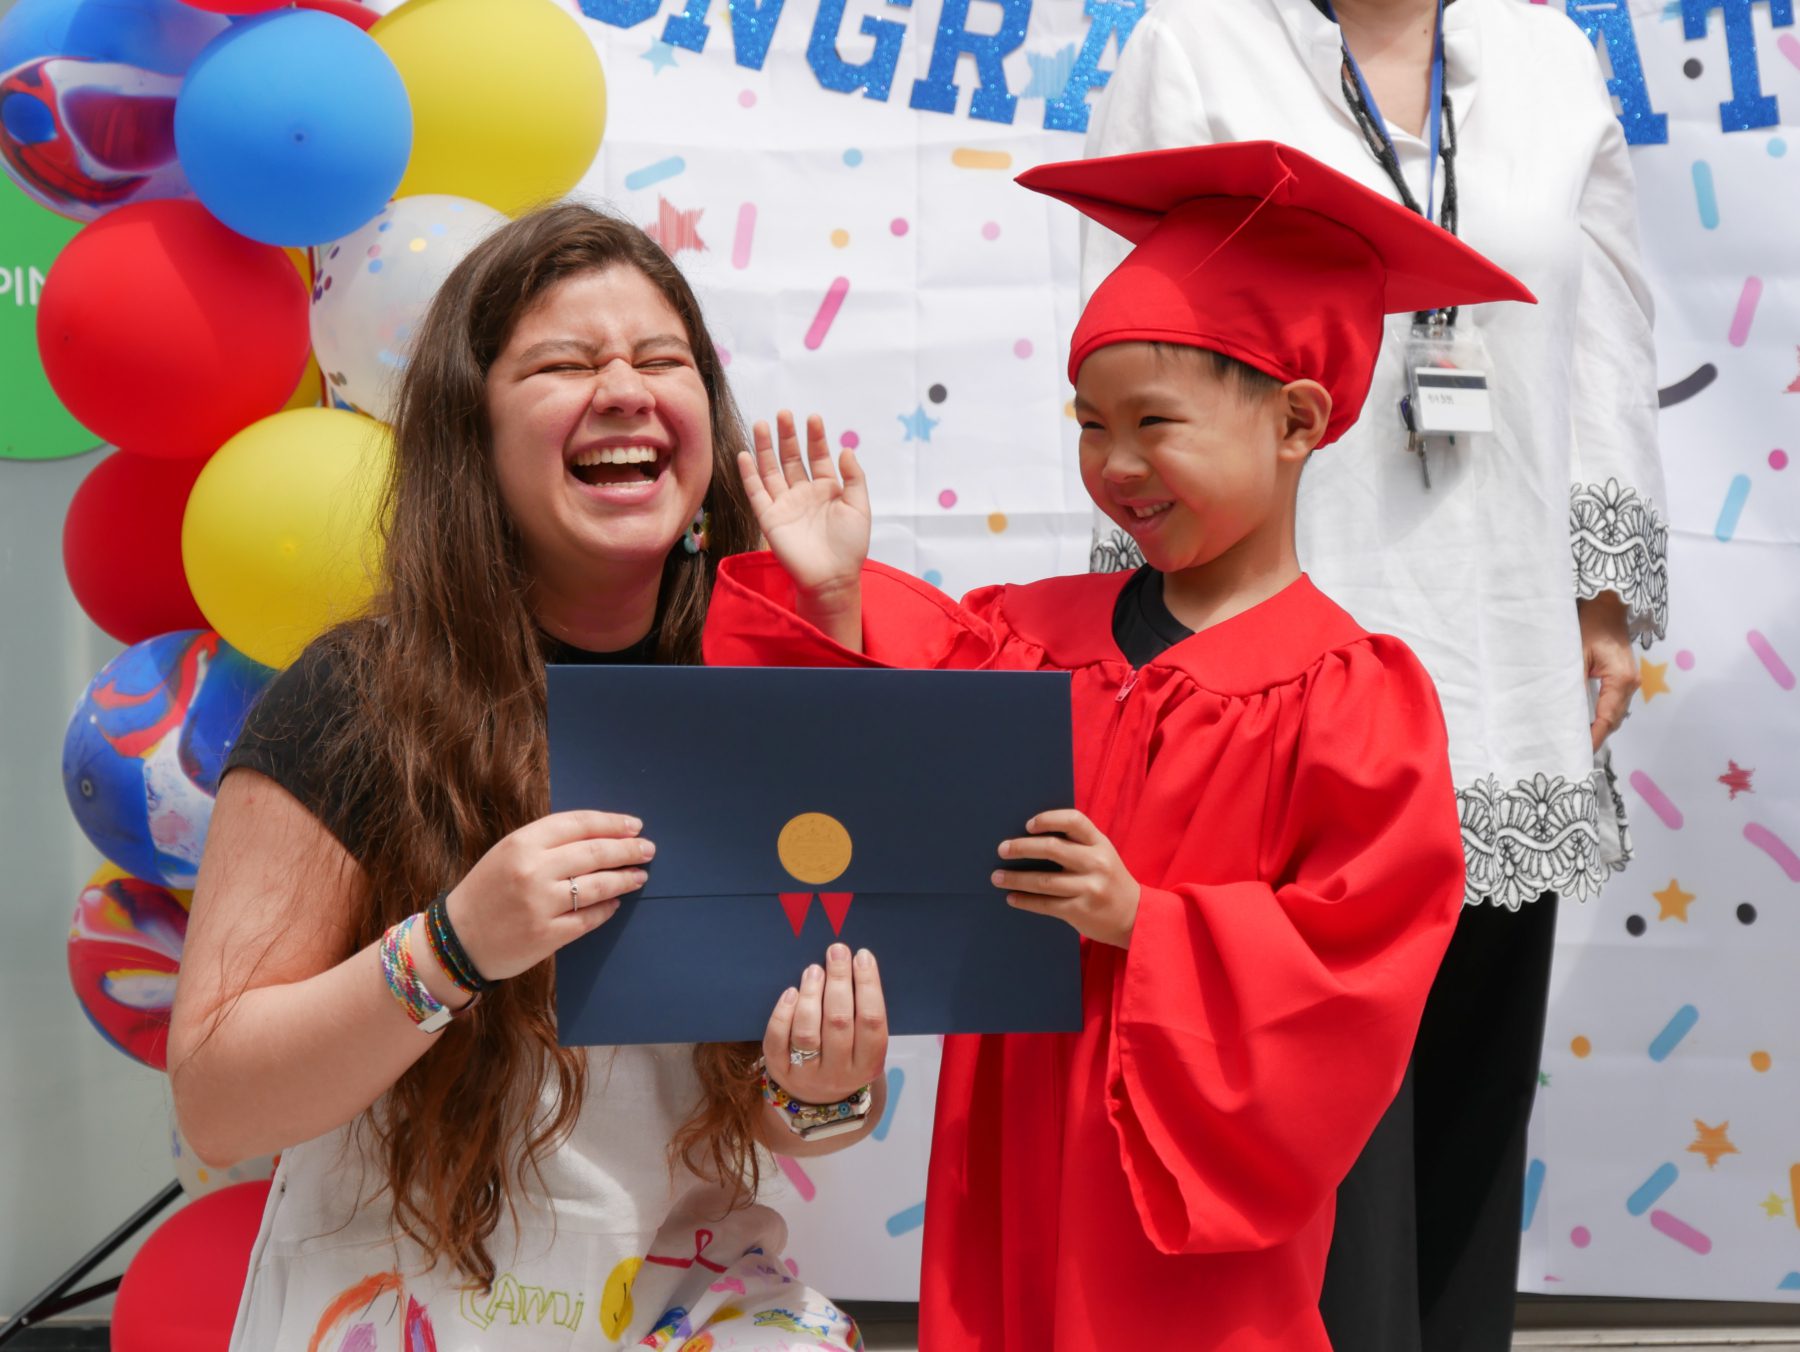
left=0, top=1180, right=182, bottom=1347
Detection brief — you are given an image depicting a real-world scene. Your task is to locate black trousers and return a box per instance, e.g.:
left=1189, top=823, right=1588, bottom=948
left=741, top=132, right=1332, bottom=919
left=1319, top=893, right=1560, bottom=1352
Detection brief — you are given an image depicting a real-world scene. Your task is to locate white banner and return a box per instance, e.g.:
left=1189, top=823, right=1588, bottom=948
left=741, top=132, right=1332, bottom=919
left=1518, top=0, right=1800, bottom=1304
left=563, top=0, right=1800, bottom=1303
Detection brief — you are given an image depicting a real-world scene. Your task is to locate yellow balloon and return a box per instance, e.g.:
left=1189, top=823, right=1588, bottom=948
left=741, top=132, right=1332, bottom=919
left=373, top=0, right=606, bottom=217
left=182, top=408, right=392, bottom=670
left=284, top=353, right=324, bottom=412
left=284, top=246, right=312, bottom=290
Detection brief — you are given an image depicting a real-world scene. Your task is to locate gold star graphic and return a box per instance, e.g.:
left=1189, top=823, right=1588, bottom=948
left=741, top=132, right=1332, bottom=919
left=1686, top=1120, right=1739, bottom=1169
left=1654, top=879, right=1696, bottom=922
left=1639, top=659, right=1670, bottom=702
left=1761, top=1193, right=1787, bottom=1218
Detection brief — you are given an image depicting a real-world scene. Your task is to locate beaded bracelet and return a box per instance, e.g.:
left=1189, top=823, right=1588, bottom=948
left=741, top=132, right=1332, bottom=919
left=379, top=914, right=453, bottom=1034
left=760, top=1070, right=873, bottom=1137
left=423, top=891, right=493, bottom=996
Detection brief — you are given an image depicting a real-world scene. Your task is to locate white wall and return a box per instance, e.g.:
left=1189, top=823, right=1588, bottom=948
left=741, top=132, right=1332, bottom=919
left=0, top=451, right=177, bottom=1319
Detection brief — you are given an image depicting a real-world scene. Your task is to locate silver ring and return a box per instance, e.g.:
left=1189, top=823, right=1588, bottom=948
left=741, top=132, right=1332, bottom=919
left=788, top=1046, right=821, bottom=1066
left=568, top=877, right=579, bottom=912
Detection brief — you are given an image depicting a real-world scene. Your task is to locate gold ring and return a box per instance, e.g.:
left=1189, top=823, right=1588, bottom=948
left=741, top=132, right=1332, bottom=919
left=569, top=877, right=579, bottom=912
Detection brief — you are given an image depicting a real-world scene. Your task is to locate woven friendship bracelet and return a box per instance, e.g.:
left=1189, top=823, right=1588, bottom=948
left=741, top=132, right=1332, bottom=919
left=424, top=891, right=493, bottom=995
left=379, top=914, right=452, bottom=1034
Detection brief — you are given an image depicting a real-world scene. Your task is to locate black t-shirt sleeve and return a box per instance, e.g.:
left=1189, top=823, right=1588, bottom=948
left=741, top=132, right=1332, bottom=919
left=223, top=642, right=374, bottom=862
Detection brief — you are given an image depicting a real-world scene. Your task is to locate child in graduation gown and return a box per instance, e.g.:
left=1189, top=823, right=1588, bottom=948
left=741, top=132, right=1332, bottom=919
left=704, top=142, right=1537, bottom=1351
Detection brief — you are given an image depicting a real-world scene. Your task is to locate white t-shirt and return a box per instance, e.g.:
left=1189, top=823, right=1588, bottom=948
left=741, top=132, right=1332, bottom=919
left=1083, top=0, right=1669, bottom=909
left=232, top=1044, right=858, bottom=1350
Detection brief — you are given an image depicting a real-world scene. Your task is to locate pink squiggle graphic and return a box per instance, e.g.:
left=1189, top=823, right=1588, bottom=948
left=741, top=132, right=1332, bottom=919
left=776, top=1153, right=815, bottom=1201
left=1729, top=277, right=1763, bottom=348
left=1650, top=1209, right=1712, bottom=1254
left=1779, top=33, right=1800, bottom=71
left=733, top=203, right=756, bottom=270
left=1747, top=630, right=1795, bottom=689
left=1744, top=824, right=1800, bottom=881
left=804, top=277, right=849, bottom=350
left=709, top=1277, right=747, bottom=1295
left=1629, top=770, right=1684, bottom=829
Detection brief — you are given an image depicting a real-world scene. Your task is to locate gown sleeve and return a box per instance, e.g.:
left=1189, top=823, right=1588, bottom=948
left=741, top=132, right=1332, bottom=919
left=1105, top=636, right=1466, bottom=1254
left=702, top=552, right=1006, bottom=671
left=1563, top=42, right=1669, bottom=648
left=1079, top=8, right=1212, bottom=303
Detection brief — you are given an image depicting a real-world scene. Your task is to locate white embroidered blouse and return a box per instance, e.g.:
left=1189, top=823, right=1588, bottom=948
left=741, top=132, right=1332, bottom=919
left=1082, top=0, right=1669, bottom=909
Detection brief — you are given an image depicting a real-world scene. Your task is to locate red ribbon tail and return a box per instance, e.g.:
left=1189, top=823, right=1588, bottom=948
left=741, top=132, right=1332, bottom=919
left=778, top=893, right=813, bottom=937
left=819, top=892, right=854, bottom=935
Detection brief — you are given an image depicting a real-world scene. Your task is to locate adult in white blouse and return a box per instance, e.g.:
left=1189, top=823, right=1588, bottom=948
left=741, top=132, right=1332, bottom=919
left=1082, top=1, right=1668, bottom=1349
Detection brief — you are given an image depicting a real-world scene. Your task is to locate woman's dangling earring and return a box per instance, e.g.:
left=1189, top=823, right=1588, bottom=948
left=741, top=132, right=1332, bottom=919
left=682, top=506, right=711, bottom=556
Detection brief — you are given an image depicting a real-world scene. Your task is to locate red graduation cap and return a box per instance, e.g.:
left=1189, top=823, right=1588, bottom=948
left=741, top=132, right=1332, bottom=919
left=1018, top=140, right=1535, bottom=447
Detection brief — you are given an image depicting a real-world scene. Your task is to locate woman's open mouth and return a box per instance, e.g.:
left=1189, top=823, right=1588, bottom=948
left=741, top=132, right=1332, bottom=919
left=569, top=444, right=669, bottom=488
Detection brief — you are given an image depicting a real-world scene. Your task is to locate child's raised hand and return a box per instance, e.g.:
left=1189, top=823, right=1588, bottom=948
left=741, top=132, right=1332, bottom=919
left=741, top=411, right=870, bottom=602
left=994, top=809, right=1142, bottom=949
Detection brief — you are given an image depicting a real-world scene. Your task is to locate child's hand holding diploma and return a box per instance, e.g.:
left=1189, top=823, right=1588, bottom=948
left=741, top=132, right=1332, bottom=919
left=995, top=809, right=1142, bottom=949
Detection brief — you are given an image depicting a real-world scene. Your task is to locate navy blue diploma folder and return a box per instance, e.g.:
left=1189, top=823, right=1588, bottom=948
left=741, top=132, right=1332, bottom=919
left=548, top=665, right=1081, bottom=1046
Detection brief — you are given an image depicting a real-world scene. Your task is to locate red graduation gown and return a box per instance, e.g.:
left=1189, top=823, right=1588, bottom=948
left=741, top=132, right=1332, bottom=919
left=705, top=555, right=1465, bottom=1352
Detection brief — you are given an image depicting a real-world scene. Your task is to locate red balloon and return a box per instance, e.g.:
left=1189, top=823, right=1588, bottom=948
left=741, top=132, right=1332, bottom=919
left=295, top=0, right=379, bottom=28
left=36, top=202, right=309, bottom=460
left=63, top=452, right=209, bottom=644
left=112, top=1180, right=272, bottom=1352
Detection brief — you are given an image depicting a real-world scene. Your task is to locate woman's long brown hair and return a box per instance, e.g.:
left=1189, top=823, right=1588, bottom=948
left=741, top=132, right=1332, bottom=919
left=308, top=205, right=764, bottom=1286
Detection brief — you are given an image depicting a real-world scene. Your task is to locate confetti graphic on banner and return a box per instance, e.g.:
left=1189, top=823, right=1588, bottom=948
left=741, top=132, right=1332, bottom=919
left=1627, top=1163, right=1680, bottom=1215
left=1743, top=824, right=1800, bottom=881
left=1687, top=1121, right=1740, bottom=1170
left=1657, top=362, right=1717, bottom=407
left=804, top=279, right=850, bottom=351
left=647, top=198, right=706, bottom=256
left=1650, top=1210, right=1713, bottom=1255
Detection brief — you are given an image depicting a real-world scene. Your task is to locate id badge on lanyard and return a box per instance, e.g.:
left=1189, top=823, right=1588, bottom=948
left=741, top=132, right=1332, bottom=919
left=1400, top=323, right=1495, bottom=484
left=1330, top=0, right=1494, bottom=487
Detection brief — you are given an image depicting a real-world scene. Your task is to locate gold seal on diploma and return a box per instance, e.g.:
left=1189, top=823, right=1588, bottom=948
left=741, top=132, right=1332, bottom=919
left=777, top=812, right=853, bottom=886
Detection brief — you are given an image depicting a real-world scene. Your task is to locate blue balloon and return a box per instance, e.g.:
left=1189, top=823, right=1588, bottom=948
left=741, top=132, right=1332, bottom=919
left=173, top=10, right=412, bottom=246
left=62, top=630, right=272, bottom=889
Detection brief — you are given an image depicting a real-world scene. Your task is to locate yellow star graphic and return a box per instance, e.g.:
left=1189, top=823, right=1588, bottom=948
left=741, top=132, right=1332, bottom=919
left=1761, top=1193, right=1788, bottom=1218
left=1686, top=1120, right=1739, bottom=1169
left=1639, top=659, right=1670, bottom=702
left=1655, top=879, right=1696, bottom=922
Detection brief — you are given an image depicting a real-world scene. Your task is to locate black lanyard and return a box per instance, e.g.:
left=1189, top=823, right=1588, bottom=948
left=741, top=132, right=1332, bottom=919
left=1311, top=0, right=1462, bottom=326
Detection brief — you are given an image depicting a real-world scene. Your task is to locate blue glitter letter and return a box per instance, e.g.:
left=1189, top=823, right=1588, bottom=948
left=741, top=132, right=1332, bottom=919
left=579, top=0, right=658, bottom=28
left=1681, top=0, right=1794, bottom=132
left=1562, top=0, right=1668, bottom=145
left=661, top=0, right=712, bottom=53
left=909, top=0, right=1032, bottom=123
left=729, top=0, right=790, bottom=69
left=1043, top=0, right=1145, bottom=133
left=809, top=0, right=912, bottom=100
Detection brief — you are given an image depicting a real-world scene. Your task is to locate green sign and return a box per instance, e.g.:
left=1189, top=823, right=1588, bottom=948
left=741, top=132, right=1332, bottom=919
left=1, top=174, right=101, bottom=462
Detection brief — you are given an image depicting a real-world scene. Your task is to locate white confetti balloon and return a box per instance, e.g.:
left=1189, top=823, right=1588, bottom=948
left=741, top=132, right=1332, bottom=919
left=309, top=194, right=508, bottom=423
